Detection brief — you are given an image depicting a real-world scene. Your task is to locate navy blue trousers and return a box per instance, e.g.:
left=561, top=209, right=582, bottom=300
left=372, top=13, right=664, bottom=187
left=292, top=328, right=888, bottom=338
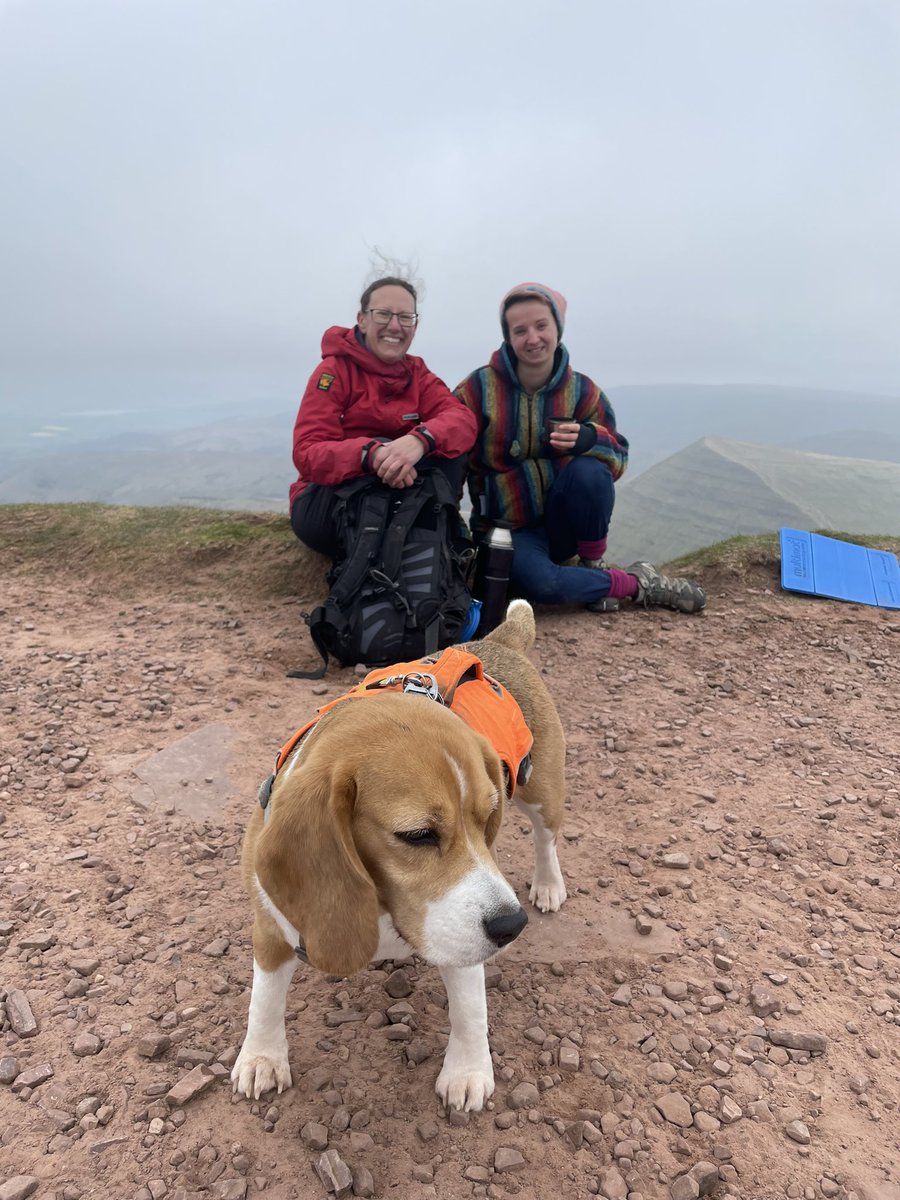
left=510, top=457, right=616, bottom=604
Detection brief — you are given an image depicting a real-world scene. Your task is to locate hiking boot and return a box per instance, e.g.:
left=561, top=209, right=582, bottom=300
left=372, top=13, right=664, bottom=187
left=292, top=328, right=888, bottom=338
left=626, top=561, right=707, bottom=614
left=585, top=595, right=620, bottom=613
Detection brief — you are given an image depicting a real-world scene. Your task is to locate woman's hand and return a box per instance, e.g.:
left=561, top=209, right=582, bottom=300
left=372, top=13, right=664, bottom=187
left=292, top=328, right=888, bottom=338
left=547, top=421, right=580, bottom=452
left=371, top=434, right=426, bottom=488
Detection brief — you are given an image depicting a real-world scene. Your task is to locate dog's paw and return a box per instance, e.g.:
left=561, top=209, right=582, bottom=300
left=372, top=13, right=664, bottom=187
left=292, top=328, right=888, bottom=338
left=435, top=1059, right=495, bottom=1112
left=529, top=871, right=567, bottom=913
left=231, top=1044, right=292, bottom=1100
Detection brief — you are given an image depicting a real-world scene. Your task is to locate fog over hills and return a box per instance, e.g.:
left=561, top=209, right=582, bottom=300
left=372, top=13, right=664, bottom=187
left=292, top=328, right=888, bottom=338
left=610, top=437, right=900, bottom=566
left=609, top=384, right=900, bottom=476
left=2, top=385, right=899, bottom=561
left=0, top=449, right=289, bottom=512
left=5, top=379, right=900, bottom=477
left=784, top=429, right=900, bottom=463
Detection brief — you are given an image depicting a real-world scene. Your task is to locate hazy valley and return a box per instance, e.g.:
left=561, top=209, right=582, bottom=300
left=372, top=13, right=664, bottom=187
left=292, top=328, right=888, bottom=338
left=2, top=381, right=899, bottom=562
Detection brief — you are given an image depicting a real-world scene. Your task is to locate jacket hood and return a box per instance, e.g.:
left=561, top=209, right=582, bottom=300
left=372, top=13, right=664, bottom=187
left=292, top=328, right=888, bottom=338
left=491, top=342, right=570, bottom=391
left=321, top=325, right=415, bottom=379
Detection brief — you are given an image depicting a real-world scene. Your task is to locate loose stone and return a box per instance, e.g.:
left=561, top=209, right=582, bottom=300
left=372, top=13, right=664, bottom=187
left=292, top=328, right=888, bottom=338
left=670, top=1176, right=700, bottom=1200
left=0, top=1178, right=40, bottom=1200
left=767, top=1030, right=827, bottom=1054
left=784, top=1120, right=811, bottom=1145
left=166, top=1064, right=217, bottom=1107
left=6, top=991, right=39, bottom=1038
left=314, top=1149, right=353, bottom=1197
left=654, top=1092, right=694, bottom=1128
left=494, top=1147, right=526, bottom=1173
left=509, top=1081, right=540, bottom=1109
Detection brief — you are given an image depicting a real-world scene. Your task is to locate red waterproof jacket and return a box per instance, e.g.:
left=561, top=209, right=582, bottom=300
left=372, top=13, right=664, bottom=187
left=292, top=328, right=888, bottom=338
left=289, top=326, right=478, bottom=507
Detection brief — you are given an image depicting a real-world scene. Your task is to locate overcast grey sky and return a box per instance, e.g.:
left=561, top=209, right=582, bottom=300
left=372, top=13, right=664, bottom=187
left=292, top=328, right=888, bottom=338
left=2, top=0, right=899, bottom=399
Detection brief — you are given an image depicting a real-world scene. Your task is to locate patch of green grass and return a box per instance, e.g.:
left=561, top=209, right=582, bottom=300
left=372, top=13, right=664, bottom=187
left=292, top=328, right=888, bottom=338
left=665, top=532, right=778, bottom=573
left=3, top=505, right=896, bottom=604
left=0, top=503, right=324, bottom=601
left=667, top=529, right=900, bottom=576
left=1, top=502, right=291, bottom=552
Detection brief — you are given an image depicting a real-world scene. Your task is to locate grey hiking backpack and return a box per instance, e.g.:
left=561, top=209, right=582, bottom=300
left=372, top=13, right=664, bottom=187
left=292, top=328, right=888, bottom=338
left=291, top=470, right=475, bottom=679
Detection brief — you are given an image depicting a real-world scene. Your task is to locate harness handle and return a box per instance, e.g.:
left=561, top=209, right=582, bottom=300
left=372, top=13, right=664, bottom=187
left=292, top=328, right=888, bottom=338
left=364, top=670, right=444, bottom=703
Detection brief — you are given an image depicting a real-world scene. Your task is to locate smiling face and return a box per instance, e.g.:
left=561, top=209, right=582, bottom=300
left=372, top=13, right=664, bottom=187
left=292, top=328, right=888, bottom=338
left=357, top=283, right=418, bottom=364
left=504, top=298, right=559, bottom=375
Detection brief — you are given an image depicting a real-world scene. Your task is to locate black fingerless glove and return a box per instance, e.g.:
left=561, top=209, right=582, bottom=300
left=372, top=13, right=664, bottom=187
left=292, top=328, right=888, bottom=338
left=572, top=423, right=598, bottom=455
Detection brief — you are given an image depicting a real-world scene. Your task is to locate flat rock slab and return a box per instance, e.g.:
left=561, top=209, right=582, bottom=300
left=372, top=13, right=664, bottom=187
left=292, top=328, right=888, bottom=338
left=505, top=904, right=679, bottom=965
left=594, top=908, right=680, bottom=956
left=129, top=723, right=239, bottom=820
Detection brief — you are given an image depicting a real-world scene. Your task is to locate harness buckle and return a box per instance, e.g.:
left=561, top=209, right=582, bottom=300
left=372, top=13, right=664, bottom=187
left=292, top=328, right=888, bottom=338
left=363, top=670, right=444, bottom=703
left=401, top=671, right=442, bottom=702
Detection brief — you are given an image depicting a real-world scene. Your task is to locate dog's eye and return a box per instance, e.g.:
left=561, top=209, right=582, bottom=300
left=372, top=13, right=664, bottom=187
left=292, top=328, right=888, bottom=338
left=395, top=828, right=440, bottom=847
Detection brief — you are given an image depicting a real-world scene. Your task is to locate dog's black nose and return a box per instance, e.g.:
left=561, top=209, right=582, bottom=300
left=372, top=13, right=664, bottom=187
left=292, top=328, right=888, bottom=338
left=483, top=907, right=528, bottom=949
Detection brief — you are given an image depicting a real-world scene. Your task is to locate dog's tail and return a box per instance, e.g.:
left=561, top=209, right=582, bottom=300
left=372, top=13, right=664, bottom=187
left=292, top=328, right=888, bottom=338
left=479, top=598, right=536, bottom=654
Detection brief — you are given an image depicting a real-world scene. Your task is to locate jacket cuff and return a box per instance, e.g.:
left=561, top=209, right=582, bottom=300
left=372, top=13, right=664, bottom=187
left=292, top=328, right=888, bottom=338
left=361, top=439, right=389, bottom=471
left=411, top=425, right=436, bottom=453
left=573, top=423, right=599, bottom=455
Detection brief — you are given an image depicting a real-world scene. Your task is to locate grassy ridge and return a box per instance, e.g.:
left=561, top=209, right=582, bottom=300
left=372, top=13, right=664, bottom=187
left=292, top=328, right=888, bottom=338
left=1, top=502, right=897, bottom=601
left=0, top=503, right=325, bottom=601
left=669, top=529, right=900, bottom=573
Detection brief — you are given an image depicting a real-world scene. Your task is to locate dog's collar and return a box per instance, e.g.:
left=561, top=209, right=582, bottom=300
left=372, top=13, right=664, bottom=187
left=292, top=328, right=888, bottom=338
left=258, top=726, right=318, bottom=824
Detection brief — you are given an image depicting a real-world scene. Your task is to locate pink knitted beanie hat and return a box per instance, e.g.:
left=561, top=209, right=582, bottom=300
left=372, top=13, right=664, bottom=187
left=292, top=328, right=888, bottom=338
left=499, top=282, right=567, bottom=339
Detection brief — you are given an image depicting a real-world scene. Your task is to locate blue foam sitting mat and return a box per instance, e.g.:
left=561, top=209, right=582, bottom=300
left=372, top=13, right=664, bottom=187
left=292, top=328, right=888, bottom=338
left=780, top=528, right=900, bottom=609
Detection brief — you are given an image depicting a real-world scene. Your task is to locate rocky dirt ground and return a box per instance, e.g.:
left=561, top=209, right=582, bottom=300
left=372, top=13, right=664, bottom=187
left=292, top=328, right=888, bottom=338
left=1, top=548, right=899, bottom=1200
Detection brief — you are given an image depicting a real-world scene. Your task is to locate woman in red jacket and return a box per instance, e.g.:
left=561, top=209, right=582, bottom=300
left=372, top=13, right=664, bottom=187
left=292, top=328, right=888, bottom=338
left=290, top=276, right=478, bottom=555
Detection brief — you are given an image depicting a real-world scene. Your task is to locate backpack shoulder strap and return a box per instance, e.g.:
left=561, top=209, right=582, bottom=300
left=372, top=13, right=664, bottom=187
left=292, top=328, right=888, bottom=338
left=378, top=474, right=439, bottom=584
left=287, top=477, right=392, bottom=679
left=329, top=479, right=393, bottom=605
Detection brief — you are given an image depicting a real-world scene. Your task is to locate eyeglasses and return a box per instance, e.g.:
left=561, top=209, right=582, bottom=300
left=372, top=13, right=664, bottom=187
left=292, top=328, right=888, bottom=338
left=365, top=308, right=419, bottom=328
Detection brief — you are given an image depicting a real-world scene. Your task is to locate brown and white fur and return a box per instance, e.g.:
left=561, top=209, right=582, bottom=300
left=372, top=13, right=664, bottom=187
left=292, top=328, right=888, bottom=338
left=231, top=599, right=566, bottom=1112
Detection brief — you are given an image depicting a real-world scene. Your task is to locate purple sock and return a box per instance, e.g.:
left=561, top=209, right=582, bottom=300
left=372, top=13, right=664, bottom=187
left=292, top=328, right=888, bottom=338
left=577, top=537, right=607, bottom=561
left=607, top=568, right=639, bottom=599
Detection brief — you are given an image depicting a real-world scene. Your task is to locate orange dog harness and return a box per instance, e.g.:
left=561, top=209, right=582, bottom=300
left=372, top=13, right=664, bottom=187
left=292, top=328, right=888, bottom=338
left=267, top=647, right=533, bottom=799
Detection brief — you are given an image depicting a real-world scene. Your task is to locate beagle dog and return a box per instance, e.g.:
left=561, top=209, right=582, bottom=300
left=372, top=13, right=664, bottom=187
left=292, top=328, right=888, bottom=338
left=231, top=599, right=567, bottom=1112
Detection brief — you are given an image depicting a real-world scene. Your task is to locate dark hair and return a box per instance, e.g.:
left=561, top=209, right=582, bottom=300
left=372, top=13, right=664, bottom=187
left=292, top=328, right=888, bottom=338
left=501, top=291, right=557, bottom=341
left=360, top=276, right=418, bottom=313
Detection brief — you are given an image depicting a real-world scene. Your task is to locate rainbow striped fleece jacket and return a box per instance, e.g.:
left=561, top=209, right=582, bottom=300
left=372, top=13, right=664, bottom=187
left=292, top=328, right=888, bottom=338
left=454, top=344, right=629, bottom=531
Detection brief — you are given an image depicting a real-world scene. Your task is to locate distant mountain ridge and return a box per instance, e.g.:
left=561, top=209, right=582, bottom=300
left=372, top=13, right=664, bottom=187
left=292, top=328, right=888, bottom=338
left=0, top=449, right=289, bottom=512
left=2, top=384, right=899, bottom=563
left=607, top=383, right=900, bottom=475
left=784, top=428, right=900, bottom=463
left=610, top=436, right=900, bottom=565
left=5, top=381, right=900, bottom=480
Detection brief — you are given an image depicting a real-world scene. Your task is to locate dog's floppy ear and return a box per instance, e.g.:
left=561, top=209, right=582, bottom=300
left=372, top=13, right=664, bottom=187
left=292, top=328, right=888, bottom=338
left=478, top=736, right=507, bottom=849
left=253, top=757, right=380, bottom=976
